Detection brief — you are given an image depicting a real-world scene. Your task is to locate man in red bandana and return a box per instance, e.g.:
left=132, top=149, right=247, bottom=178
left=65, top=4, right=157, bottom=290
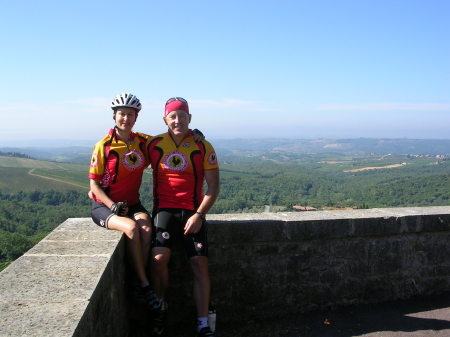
left=148, top=97, right=220, bottom=337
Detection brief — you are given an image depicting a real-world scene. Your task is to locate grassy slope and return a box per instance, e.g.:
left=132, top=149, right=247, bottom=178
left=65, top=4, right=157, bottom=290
left=0, top=157, right=89, bottom=193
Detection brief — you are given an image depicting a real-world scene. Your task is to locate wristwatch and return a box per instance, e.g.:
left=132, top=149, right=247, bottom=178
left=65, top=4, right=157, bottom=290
left=196, top=211, right=206, bottom=220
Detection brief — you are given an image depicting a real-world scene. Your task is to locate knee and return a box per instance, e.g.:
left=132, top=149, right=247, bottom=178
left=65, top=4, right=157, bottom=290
left=152, top=250, right=170, bottom=268
left=140, top=225, right=152, bottom=241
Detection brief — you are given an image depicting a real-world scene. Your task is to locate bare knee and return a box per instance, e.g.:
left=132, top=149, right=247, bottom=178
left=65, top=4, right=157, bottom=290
left=108, top=217, right=141, bottom=240
left=136, top=216, right=152, bottom=240
left=151, top=249, right=171, bottom=268
left=140, top=225, right=152, bottom=243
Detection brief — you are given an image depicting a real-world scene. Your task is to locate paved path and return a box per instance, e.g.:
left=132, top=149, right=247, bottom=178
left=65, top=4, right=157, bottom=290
left=217, top=292, right=450, bottom=337
left=167, top=292, right=450, bottom=337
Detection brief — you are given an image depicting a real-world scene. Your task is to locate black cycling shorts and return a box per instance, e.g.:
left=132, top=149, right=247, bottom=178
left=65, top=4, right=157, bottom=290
left=91, top=200, right=149, bottom=229
left=152, top=208, right=208, bottom=258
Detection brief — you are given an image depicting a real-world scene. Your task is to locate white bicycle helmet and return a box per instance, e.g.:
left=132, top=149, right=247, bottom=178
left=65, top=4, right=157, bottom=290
left=111, top=93, right=142, bottom=112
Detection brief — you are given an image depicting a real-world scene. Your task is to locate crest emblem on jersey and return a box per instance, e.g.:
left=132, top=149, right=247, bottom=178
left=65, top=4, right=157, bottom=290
left=164, top=151, right=188, bottom=171
left=90, top=154, right=98, bottom=168
left=183, top=142, right=190, bottom=148
left=208, top=152, right=218, bottom=165
left=123, top=150, right=144, bottom=170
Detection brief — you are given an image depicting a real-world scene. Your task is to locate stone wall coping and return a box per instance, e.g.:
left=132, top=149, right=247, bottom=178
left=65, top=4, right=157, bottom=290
left=208, top=206, right=450, bottom=222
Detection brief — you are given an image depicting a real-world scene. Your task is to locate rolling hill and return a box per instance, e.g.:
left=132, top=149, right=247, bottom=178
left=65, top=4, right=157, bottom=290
left=0, top=156, right=89, bottom=193
left=2, top=138, right=450, bottom=165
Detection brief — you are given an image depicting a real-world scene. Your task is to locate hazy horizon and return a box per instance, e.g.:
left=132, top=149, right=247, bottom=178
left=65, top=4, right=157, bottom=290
left=2, top=136, right=450, bottom=149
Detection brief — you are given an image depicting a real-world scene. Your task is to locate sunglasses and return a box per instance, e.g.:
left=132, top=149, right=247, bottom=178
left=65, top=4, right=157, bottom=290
left=165, top=97, right=188, bottom=105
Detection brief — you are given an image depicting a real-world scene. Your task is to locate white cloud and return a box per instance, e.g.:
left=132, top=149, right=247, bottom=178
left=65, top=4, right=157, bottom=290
left=187, top=98, right=282, bottom=115
left=190, top=98, right=257, bottom=109
left=0, top=98, right=109, bottom=115
left=248, top=107, right=281, bottom=113
left=0, top=103, right=46, bottom=114
left=61, top=97, right=110, bottom=110
left=315, top=103, right=450, bottom=112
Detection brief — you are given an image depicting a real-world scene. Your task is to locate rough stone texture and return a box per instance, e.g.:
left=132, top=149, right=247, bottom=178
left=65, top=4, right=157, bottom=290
left=202, top=206, right=450, bottom=326
left=1, top=207, right=450, bottom=336
left=0, top=218, right=126, bottom=337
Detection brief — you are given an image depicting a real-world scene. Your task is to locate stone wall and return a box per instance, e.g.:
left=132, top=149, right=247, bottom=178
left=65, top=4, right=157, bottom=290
left=170, top=206, right=450, bottom=326
left=0, top=218, right=127, bottom=337
left=1, top=206, right=449, bottom=336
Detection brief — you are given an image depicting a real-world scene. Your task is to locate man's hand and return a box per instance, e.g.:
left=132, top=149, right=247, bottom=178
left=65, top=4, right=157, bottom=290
left=184, top=213, right=204, bottom=235
left=192, top=128, right=205, bottom=142
left=110, top=201, right=128, bottom=216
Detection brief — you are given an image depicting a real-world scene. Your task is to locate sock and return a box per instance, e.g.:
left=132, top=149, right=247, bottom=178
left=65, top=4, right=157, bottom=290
left=197, top=317, right=208, bottom=332
left=141, top=281, right=150, bottom=288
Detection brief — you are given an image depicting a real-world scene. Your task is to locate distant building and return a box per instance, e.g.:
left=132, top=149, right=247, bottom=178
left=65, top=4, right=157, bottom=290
left=292, top=205, right=317, bottom=212
left=264, top=205, right=274, bottom=213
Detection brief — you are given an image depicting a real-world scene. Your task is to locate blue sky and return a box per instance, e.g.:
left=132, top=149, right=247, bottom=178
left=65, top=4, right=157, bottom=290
left=1, top=0, right=449, bottom=145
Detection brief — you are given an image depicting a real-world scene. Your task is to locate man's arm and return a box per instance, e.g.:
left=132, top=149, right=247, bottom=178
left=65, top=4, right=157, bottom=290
left=184, top=170, right=220, bottom=235
left=197, top=169, right=220, bottom=214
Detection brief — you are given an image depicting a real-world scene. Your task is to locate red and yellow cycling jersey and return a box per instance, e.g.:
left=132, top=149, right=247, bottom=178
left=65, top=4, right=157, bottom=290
left=89, top=129, right=150, bottom=206
left=148, top=131, right=219, bottom=210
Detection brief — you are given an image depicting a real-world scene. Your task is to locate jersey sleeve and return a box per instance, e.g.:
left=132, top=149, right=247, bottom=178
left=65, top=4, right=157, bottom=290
left=203, top=141, right=219, bottom=170
left=89, top=142, right=106, bottom=180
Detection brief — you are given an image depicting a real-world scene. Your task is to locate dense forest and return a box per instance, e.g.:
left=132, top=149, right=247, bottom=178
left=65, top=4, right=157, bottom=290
left=211, top=153, right=450, bottom=212
left=1, top=151, right=450, bottom=271
left=0, top=190, right=90, bottom=268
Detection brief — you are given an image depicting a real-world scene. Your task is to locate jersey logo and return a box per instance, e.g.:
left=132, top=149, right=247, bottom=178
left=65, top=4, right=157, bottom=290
left=123, top=150, right=144, bottom=170
left=208, top=152, right=218, bottom=165
left=164, top=151, right=188, bottom=171
left=90, top=154, right=98, bottom=168
left=183, top=142, right=190, bottom=148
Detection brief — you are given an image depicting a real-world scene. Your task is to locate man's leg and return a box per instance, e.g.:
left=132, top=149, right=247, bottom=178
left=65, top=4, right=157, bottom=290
left=190, top=256, right=215, bottom=336
left=150, top=247, right=171, bottom=299
left=150, top=247, right=171, bottom=336
left=191, top=256, right=210, bottom=316
left=134, top=212, right=152, bottom=270
left=151, top=209, right=177, bottom=299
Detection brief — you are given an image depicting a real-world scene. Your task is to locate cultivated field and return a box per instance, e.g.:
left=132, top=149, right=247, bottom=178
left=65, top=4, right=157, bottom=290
left=0, top=157, right=89, bottom=193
